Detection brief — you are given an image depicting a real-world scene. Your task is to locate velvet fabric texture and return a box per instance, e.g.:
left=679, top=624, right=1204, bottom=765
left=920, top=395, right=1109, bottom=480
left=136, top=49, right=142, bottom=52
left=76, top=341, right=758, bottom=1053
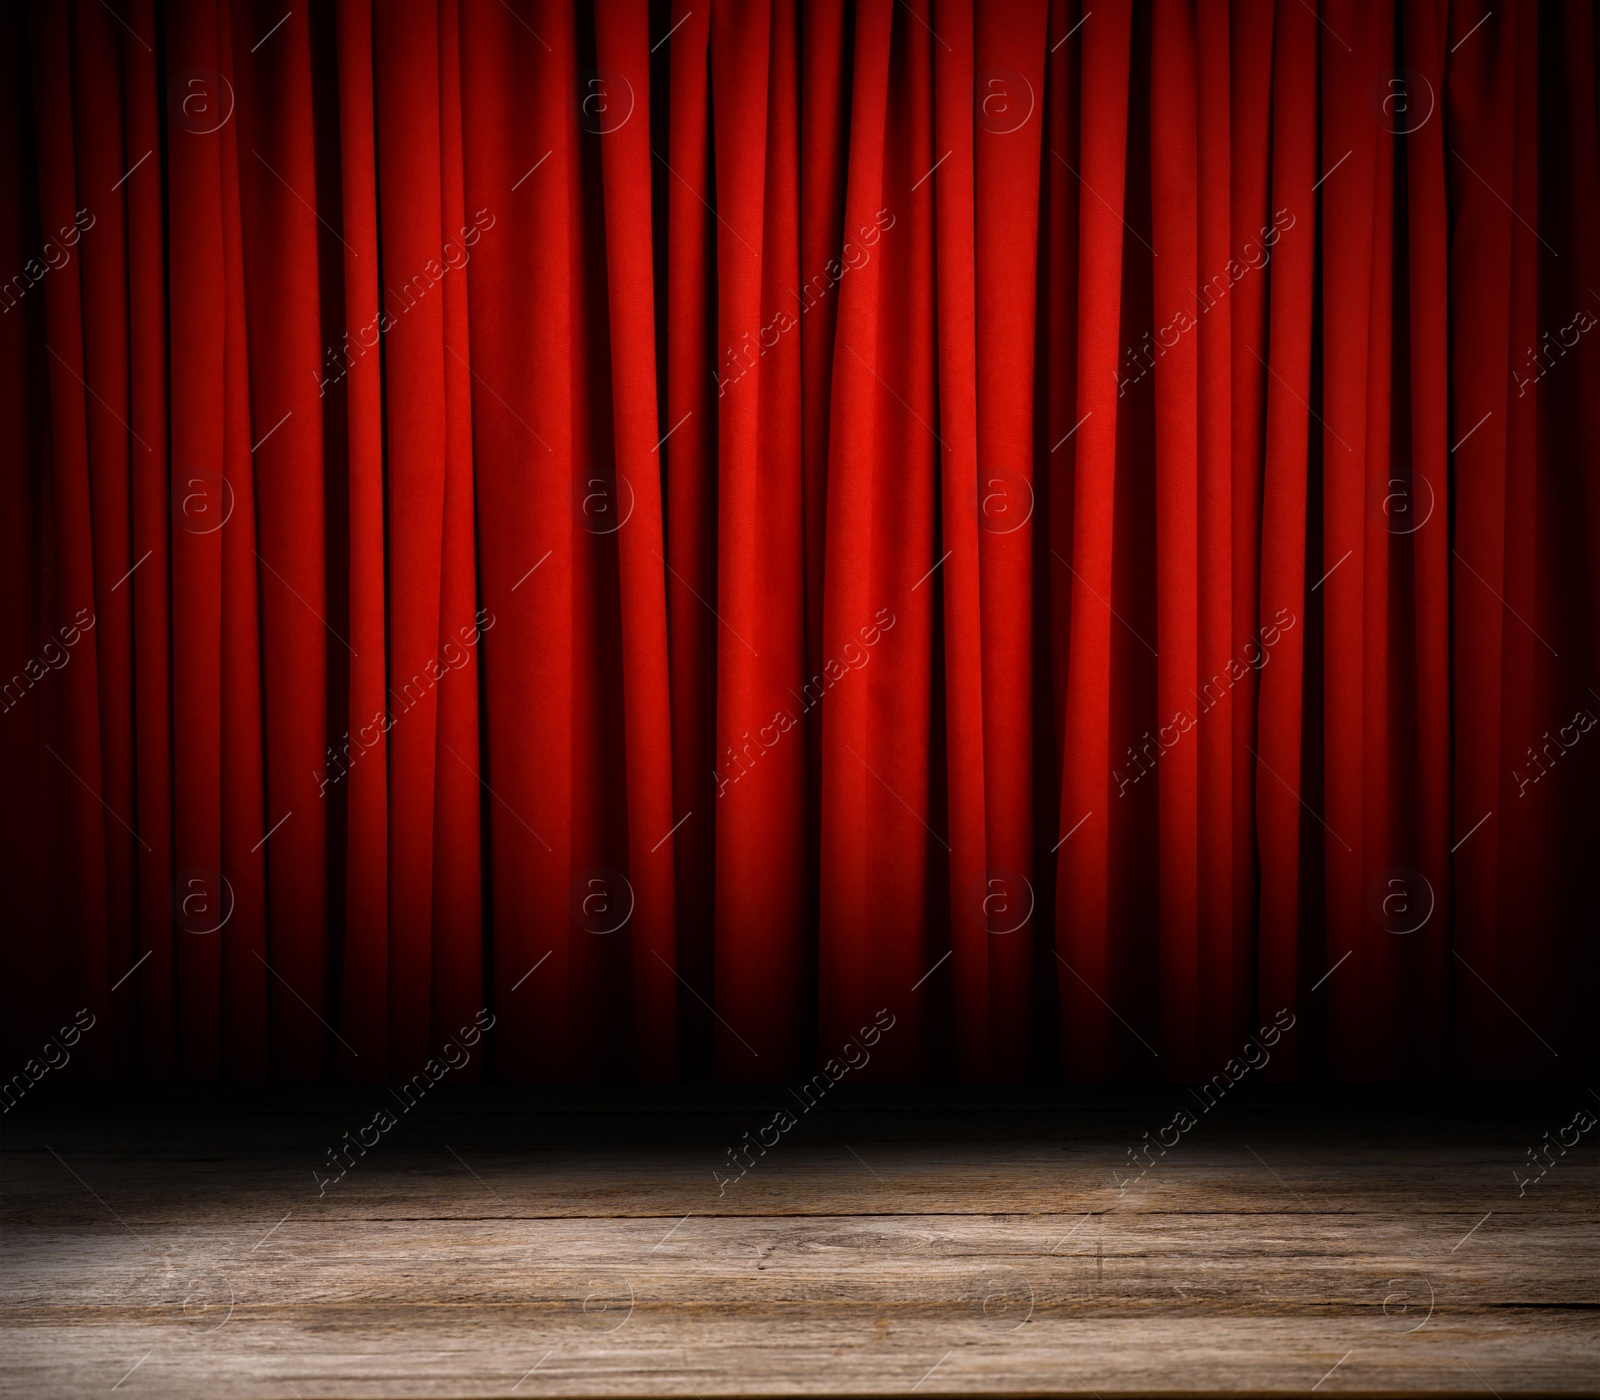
left=2, top=0, right=1594, bottom=1084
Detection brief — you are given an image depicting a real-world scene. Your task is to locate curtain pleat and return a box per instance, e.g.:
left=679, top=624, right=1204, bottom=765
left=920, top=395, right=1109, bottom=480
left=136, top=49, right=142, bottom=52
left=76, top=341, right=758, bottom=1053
left=593, top=0, right=678, bottom=1077
left=1255, top=0, right=1318, bottom=1076
left=935, top=0, right=989, bottom=1078
left=2, top=0, right=1593, bottom=1084
left=1056, top=0, right=1133, bottom=1081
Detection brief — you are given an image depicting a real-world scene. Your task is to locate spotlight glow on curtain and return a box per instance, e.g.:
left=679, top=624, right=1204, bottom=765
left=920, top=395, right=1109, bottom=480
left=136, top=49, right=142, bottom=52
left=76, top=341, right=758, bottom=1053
left=2, top=0, right=1595, bottom=1085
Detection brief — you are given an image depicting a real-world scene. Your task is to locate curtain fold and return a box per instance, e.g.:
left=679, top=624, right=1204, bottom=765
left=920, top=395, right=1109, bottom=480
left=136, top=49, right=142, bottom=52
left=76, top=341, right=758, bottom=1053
left=2, top=0, right=1594, bottom=1085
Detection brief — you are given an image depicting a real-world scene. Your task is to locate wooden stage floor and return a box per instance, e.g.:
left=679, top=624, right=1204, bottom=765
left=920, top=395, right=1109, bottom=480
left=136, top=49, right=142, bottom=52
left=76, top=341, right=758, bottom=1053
left=2, top=1086, right=1595, bottom=1397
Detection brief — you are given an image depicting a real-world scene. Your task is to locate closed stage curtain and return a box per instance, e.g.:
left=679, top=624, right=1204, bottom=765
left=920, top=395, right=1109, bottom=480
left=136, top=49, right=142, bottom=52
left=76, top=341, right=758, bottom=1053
left=2, top=0, right=1595, bottom=1086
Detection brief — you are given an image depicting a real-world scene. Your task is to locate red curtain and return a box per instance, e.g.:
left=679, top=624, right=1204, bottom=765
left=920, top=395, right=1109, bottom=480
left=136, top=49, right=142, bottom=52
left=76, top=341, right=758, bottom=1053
left=2, top=0, right=1595, bottom=1085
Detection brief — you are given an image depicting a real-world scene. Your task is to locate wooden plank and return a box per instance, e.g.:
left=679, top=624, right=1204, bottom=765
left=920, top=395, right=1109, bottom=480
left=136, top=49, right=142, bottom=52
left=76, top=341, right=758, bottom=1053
left=0, top=1088, right=1594, bottom=1398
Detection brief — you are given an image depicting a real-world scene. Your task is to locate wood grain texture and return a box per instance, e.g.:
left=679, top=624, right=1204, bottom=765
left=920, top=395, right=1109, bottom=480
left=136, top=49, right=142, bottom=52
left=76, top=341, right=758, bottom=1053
left=1, top=1087, right=1595, bottom=1397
